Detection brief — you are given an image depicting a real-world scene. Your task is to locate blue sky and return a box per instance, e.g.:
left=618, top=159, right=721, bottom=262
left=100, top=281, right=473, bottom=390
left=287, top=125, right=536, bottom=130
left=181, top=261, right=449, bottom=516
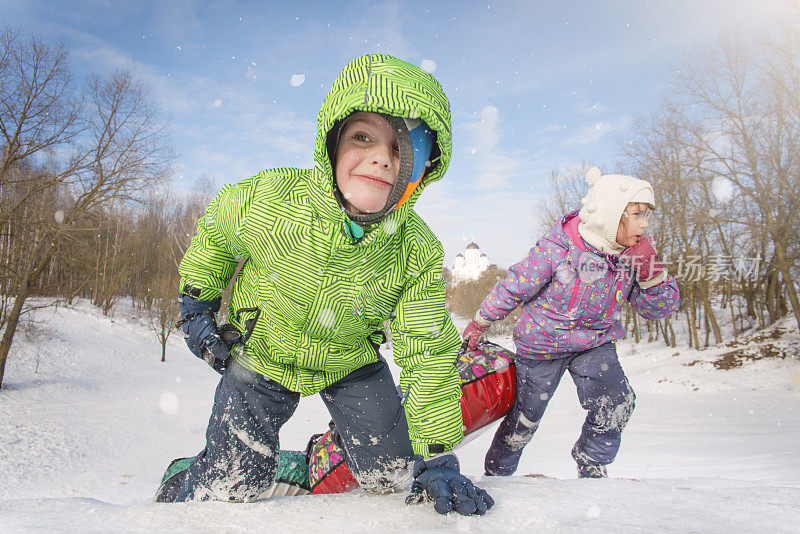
left=1, top=0, right=794, bottom=267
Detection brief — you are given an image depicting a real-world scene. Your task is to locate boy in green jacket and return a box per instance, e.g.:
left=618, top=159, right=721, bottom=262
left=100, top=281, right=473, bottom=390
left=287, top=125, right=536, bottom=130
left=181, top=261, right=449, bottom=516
left=174, top=54, right=493, bottom=516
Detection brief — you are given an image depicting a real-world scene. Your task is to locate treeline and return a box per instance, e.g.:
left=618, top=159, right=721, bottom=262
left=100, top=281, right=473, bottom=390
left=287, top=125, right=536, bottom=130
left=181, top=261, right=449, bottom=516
left=444, top=266, right=520, bottom=337
left=0, top=26, right=192, bottom=387
left=533, top=28, right=800, bottom=348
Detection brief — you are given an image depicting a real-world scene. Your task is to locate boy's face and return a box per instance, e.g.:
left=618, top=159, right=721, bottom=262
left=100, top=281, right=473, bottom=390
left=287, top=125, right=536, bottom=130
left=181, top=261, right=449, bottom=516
left=335, top=112, right=400, bottom=215
left=616, top=202, right=651, bottom=247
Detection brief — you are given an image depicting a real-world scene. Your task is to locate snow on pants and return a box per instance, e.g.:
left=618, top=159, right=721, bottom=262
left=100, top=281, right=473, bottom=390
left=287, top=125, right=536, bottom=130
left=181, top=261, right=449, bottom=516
left=175, top=356, right=414, bottom=502
left=484, top=342, right=635, bottom=476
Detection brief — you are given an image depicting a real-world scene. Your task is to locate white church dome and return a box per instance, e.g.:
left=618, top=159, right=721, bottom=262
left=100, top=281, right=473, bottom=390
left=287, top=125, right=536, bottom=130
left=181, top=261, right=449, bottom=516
left=452, top=243, right=490, bottom=282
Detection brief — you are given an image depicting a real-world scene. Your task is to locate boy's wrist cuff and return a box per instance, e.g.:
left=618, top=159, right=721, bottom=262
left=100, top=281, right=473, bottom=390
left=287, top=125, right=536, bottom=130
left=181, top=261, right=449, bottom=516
left=412, top=441, right=453, bottom=458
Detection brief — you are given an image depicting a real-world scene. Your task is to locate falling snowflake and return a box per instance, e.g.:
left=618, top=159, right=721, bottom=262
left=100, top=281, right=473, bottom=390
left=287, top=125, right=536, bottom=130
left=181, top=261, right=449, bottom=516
left=481, top=104, right=499, bottom=123
left=555, top=265, right=576, bottom=284
left=159, top=391, right=179, bottom=415
left=212, top=98, right=223, bottom=108
left=318, top=308, right=336, bottom=328
left=54, top=210, right=65, bottom=224
left=429, top=324, right=442, bottom=338
left=420, top=59, right=437, bottom=73
left=712, top=176, right=734, bottom=203
left=290, top=74, right=306, bottom=87
left=383, top=219, right=399, bottom=235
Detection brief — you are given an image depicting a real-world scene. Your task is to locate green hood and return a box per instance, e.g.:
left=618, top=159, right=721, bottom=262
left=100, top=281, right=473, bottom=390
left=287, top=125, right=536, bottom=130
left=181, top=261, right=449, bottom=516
left=309, top=54, right=452, bottom=228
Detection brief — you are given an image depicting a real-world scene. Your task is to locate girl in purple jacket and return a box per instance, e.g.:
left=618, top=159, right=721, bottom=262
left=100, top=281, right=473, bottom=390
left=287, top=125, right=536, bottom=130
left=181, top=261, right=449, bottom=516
left=462, top=167, right=680, bottom=478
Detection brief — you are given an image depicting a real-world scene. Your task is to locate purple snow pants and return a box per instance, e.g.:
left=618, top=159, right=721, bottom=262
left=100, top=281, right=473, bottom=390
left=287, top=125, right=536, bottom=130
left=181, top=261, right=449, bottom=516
left=484, top=342, right=635, bottom=476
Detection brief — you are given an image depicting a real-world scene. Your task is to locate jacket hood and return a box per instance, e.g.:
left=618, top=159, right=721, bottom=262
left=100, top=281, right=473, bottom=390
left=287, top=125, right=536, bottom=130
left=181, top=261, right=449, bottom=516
left=309, top=54, right=452, bottom=230
left=540, top=211, right=578, bottom=251
left=544, top=210, right=625, bottom=273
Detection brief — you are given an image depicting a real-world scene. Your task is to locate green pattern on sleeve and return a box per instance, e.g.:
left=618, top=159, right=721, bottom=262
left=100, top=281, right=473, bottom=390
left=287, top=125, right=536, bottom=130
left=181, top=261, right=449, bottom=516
left=390, top=220, right=464, bottom=456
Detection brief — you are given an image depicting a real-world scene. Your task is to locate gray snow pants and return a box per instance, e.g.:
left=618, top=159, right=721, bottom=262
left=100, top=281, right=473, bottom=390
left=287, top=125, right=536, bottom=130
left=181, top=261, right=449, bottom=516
left=175, top=356, right=414, bottom=501
left=484, top=342, right=635, bottom=476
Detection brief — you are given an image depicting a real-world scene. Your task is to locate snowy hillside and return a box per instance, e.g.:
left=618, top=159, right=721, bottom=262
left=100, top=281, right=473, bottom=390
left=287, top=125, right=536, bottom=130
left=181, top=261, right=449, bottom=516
left=0, top=300, right=798, bottom=533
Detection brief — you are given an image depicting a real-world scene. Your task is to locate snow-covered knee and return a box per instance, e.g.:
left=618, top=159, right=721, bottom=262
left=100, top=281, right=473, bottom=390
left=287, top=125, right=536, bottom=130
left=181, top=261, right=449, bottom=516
left=501, top=411, right=539, bottom=451
left=352, top=456, right=413, bottom=494
left=590, top=388, right=635, bottom=433
left=615, top=387, right=636, bottom=432
left=191, top=450, right=276, bottom=502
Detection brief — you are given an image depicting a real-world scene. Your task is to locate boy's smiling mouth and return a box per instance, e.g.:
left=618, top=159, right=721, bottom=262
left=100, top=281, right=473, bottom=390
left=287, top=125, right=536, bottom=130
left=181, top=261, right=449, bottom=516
left=355, top=174, right=392, bottom=187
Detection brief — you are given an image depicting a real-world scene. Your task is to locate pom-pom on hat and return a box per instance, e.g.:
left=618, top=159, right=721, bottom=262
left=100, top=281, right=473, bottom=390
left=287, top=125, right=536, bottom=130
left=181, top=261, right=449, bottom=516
left=578, top=167, right=655, bottom=254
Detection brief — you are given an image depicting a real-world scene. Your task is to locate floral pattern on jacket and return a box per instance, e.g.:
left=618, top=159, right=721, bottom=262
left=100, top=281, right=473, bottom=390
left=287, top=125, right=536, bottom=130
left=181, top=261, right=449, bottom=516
left=479, top=211, right=680, bottom=359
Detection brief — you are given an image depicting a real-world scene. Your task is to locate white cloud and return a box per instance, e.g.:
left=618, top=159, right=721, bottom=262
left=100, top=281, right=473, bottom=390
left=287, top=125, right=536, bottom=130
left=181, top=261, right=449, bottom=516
left=59, top=27, right=198, bottom=115
left=576, top=102, right=611, bottom=114
left=566, top=116, right=633, bottom=146
left=58, top=24, right=320, bottom=182
left=568, top=122, right=613, bottom=145
left=462, top=104, right=534, bottom=191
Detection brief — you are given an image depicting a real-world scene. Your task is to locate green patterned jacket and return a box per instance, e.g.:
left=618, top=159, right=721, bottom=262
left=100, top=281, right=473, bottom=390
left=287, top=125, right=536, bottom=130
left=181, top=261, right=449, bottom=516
left=178, top=54, right=464, bottom=456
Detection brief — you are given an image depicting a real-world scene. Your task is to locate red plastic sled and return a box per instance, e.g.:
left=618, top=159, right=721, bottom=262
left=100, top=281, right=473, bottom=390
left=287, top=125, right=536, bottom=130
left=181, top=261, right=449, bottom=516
left=307, top=427, right=359, bottom=495
left=308, top=341, right=517, bottom=495
left=456, top=341, right=516, bottom=435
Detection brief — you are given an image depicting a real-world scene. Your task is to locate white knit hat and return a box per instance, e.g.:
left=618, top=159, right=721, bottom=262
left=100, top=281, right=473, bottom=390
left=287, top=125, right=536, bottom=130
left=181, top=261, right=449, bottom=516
left=578, top=167, right=655, bottom=254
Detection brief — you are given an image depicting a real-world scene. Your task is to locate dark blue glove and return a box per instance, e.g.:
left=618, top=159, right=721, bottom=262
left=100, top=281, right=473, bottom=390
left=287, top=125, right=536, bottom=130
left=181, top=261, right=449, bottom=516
left=177, top=292, right=231, bottom=374
left=406, top=454, right=494, bottom=516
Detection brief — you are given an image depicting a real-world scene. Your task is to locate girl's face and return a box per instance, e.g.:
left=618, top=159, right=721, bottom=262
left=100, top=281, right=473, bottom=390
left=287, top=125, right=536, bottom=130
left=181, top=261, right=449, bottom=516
left=616, top=202, right=651, bottom=247
left=334, top=112, right=400, bottom=215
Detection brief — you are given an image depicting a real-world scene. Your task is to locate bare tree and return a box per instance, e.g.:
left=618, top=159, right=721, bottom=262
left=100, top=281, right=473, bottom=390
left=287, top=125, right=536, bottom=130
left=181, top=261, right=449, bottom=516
left=619, top=28, right=800, bottom=349
left=673, top=34, right=800, bottom=330
left=146, top=237, right=180, bottom=363
left=170, top=175, right=216, bottom=265
left=536, top=165, right=589, bottom=229
left=0, top=27, right=82, bottom=223
left=0, top=32, right=172, bottom=388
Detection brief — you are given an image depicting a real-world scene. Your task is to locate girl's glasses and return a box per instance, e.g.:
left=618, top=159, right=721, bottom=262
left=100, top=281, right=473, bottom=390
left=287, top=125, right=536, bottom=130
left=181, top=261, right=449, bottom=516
left=623, top=207, right=652, bottom=223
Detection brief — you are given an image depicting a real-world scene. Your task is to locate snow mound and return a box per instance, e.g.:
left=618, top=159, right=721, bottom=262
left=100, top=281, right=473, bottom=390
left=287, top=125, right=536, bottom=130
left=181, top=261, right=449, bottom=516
left=0, top=301, right=798, bottom=532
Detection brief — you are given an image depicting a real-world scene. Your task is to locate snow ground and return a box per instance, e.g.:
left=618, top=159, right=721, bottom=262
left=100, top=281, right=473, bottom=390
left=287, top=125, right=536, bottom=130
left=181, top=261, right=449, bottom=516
left=0, top=300, right=798, bottom=533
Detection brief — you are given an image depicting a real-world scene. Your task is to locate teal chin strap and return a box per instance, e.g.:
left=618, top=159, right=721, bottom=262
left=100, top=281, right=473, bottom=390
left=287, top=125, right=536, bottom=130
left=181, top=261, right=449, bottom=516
left=343, top=216, right=365, bottom=243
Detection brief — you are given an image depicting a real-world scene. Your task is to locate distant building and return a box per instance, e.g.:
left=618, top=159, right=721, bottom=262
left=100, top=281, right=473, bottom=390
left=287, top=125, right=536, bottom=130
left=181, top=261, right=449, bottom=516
left=452, top=242, right=490, bottom=281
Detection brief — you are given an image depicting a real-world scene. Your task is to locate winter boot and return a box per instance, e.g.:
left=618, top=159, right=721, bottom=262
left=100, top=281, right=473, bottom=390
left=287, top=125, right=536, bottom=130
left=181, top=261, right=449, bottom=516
left=155, top=457, right=195, bottom=502
left=577, top=463, right=607, bottom=479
